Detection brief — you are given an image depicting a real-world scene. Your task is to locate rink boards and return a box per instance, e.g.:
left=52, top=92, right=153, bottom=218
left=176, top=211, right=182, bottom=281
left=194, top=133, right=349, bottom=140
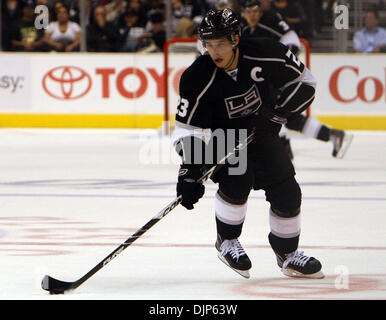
left=0, top=52, right=385, bottom=129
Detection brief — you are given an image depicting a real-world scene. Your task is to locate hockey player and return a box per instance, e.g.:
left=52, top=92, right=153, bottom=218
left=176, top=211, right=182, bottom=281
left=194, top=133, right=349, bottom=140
left=241, top=0, right=353, bottom=159
left=173, top=8, right=324, bottom=279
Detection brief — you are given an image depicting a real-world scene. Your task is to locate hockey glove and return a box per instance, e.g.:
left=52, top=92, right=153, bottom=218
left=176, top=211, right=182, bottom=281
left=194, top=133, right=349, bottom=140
left=251, top=110, right=285, bottom=137
left=177, top=164, right=205, bottom=210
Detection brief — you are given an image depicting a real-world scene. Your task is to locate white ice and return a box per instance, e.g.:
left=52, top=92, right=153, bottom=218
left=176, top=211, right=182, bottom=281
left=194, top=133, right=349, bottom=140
left=0, top=128, right=385, bottom=300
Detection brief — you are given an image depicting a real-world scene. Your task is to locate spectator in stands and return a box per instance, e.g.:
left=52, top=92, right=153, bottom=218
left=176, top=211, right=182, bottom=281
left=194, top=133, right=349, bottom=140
left=137, top=10, right=165, bottom=52
left=105, top=0, right=127, bottom=26
left=215, top=0, right=240, bottom=15
left=119, top=7, right=146, bottom=51
left=172, top=0, right=206, bottom=22
left=272, top=0, right=306, bottom=37
left=2, top=0, right=23, bottom=51
left=259, top=0, right=271, bottom=11
left=35, top=0, right=51, bottom=12
left=216, top=0, right=231, bottom=10
left=184, top=0, right=208, bottom=20
left=126, top=0, right=148, bottom=27
left=143, top=0, right=164, bottom=12
left=44, top=5, right=81, bottom=51
left=154, top=1, right=166, bottom=20
left=23, top=0, right=35, bottom=6
left=96, top=0, right=112, bottom=5
left=87, top=5, right=121, bottom=51
left=353, top=10, right=386, bottom=53
left=174, top=15, right=195, bottom=38
left=149, top=10, right=166, bottom=51
left=319, top=0, right=335, bottom=26
left=171, top=0, right=190, bottom=20
left=3, top=0, right=24, bottom=22
left=68, top=0, right=92, bottom=26
left=36, top=0, right=49, bottom=5
left=51, top=1, right=65, bottom=21
left=2, top=0, right=24, bottom=50
left=9, top=4, right=46, bottom=51
left=299, top=0, right=318, bottom=37
left=171, top=0, right=207, bottom=37
left=205, top=0, right=218, bottom=10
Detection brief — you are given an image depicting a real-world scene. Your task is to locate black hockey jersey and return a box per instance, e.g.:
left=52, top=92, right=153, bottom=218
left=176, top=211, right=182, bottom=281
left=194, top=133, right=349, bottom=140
left=175, top=37, right=314, bottom=132
left=241, top=10, right=291, bottom=41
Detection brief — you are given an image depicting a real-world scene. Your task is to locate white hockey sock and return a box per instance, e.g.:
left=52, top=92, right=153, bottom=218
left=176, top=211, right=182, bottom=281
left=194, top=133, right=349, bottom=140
left=302, top=117, right=323, bottom=139
left=269, top=208, right=301, bottom=239
left=215, top=192, right=248, bottom=225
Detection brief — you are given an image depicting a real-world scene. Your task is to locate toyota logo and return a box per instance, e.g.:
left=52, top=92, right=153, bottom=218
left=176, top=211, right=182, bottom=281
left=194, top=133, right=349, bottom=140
left=42, top=66, right=92, bottom=100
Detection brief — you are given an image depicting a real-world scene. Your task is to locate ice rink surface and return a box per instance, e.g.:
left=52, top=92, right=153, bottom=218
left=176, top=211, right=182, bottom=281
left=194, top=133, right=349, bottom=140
left=0, top=128, right=385, bottom=300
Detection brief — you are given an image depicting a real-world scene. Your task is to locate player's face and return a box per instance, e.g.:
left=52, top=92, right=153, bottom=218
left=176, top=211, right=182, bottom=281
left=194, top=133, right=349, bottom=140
left=205, top=37, right=236, bottom=69
left=243, top=6, right=262, bottom=27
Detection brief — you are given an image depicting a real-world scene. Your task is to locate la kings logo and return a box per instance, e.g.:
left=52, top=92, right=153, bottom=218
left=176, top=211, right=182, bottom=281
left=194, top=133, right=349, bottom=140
left=224, top=84, right=262, bottom=119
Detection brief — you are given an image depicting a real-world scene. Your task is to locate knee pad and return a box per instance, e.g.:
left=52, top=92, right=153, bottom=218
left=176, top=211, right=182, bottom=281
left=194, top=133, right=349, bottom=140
left=217, top=170, right=253, bottom=204
left=265, top=176, right=302, bottom=217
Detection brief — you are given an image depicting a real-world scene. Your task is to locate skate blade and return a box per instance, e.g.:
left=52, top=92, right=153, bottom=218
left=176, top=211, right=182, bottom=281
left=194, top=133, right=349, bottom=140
left=282, top=268, right=325, bottom=279
left=336, top=133, right=354, bottom=159
left=217, top=253, right=250, bottom=279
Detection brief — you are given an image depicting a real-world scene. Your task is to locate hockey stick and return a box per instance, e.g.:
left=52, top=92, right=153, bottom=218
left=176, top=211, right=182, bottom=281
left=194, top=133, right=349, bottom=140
left=41, top=129, right=255, bottom=294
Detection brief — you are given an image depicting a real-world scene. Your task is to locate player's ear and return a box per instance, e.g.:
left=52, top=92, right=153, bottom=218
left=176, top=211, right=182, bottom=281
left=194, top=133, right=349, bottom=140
left=233, top=34, right=240, bottom=48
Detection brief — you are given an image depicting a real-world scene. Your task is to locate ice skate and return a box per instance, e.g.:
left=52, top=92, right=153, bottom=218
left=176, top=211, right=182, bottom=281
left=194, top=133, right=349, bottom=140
left=275, top=250, right=324, bottom=279
left=330, top=129, right=353, bottom=158
left=215, top=235, right=251, bottom=279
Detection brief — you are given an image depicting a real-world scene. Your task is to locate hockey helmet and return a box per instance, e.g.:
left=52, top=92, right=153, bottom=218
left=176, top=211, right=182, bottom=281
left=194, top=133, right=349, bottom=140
left=243, top=0, right=262, bottom=9
left=198, top=8, right=241, bottom=44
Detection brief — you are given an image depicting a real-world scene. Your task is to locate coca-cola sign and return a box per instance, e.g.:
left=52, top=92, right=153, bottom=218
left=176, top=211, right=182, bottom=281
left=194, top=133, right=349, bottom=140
left=329, top=66, right=385, bottom=103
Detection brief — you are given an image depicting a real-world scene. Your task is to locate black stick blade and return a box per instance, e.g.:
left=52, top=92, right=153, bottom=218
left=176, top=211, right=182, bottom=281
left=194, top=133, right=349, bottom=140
left=41, top=275, right=75, bottom=294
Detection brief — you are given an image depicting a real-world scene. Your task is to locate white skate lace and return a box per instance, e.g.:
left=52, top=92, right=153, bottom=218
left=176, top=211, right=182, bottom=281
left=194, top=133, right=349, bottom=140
left=282, top=250, right=310, bottom=271
left=220, top=239, right=246, bottom=261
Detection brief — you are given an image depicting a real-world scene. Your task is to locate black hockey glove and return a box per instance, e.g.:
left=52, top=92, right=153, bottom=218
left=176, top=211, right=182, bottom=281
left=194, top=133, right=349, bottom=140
left=252, top=108, right=285, bottom=137
left=258, top=105, right=287, bottom=125
left=177, top=164, right=205, bottom=210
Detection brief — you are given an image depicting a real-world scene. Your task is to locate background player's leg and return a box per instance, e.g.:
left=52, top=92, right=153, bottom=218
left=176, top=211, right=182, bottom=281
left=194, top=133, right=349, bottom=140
left=286, top=114, right=353, bottom=158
